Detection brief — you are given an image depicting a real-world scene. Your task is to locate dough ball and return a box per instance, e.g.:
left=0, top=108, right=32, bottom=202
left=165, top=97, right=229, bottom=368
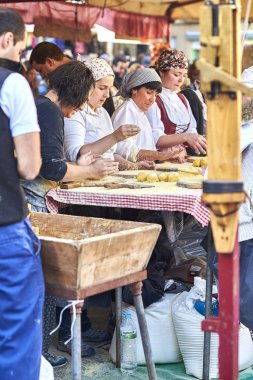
left=168, top=173, right=180, bottom=182
left=137, top=172, right=148, bottom=182
left=193, top=158, right=201, bottom=167
left=146, top=173, right=159, bottom=183
left=158, top=172, right=168, bottom=182
left=200, top=157, right=207, bottom=166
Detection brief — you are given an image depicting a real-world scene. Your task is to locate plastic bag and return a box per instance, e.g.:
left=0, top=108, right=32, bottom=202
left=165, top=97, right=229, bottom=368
left=172, top=292, right=253, bottom=379
left=39, top=356, right=54, bottom=380
left=110, top=294, right=182, bottom=364
left=162, top=211, right=208, bottom=266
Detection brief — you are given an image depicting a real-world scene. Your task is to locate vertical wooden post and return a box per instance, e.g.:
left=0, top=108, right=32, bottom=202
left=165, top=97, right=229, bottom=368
left=199, top=1, right=244, bottom=379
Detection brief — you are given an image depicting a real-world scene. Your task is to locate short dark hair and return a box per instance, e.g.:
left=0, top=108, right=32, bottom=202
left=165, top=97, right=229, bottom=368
left=131, top=81, right=162, bottom=95
left=47, top=61, right=95, bottom=109
left=0, top=8, right=25, bottom=44
left=112, top=56, right=127, bottom=67
left=30, top=42, right=65, bottom=65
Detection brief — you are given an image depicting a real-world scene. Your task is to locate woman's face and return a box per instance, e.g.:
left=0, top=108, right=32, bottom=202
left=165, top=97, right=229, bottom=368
left=160, top=68, right=188, bottom=91
left=131, top=86, right=158, bottom=112
left=88, top=76, right=114, bottom=109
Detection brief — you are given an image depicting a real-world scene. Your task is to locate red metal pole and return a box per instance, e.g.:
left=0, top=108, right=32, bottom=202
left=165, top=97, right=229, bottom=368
left=202, top=233, right=240, bottom=380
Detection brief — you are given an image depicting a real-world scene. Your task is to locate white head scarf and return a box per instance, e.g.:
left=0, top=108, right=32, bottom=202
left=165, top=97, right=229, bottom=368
left=118, top=68, right=161, bottom=98
left=84, top=58, right=114, bottom=81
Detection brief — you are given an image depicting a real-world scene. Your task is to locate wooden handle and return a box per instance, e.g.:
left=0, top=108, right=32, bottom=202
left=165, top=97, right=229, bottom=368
left=60, top=182, right=81, bottom=189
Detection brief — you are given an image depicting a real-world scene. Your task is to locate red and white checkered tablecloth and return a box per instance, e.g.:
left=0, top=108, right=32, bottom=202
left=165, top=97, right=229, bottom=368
left=46, top=186, right=210, bottom=226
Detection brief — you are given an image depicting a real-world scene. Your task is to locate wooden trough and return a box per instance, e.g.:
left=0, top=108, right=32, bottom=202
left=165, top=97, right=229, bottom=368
left=30, top=213, right=161, bottom=299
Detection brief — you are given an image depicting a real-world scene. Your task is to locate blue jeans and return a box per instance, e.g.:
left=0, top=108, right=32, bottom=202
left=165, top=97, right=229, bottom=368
left=239, top=238, right=253, bottom=328
left=0, top=218, right=45, bottom=380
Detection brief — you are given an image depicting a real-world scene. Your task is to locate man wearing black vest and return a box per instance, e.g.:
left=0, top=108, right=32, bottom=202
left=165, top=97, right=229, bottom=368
left=0, top=8, right=44, bottom=380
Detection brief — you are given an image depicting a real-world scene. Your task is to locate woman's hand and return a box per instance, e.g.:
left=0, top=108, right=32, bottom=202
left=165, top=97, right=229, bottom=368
left=136, top=161, right=156, bottom=170
left=76, top=151, right=95, bottom=166
left=114, top=124, right=141, bottom=142
left=88, top=159, right=119, bottom=179
left=184, top=133, right=207, bottom=155
left=157, top=146, right=186, bottom=162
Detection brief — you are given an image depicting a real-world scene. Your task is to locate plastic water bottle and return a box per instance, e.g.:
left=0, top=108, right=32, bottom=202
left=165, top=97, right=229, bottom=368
left=120, top=312, right=137, bottom=374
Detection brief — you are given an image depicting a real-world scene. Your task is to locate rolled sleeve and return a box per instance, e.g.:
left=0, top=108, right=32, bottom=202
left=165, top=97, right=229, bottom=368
left=112, top=103, right=140, bottom=161
left=0, top=73, right=40, bottom=137
left=146, top=102, right=166, bottom=145
left=64, top=111, right=86, bottom=161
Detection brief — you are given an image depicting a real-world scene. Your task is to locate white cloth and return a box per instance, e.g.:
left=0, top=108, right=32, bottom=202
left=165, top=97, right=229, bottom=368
left=241, top=66, right=253, bottom=88
left=147, top=88, right=197, bottom=137
left=64, top=104, right=116, bottom=161
left=241, top=120, right=253, bottom=151
left=84, top=58, right=114, bottom=81
left=111, top=98, right=157, bottom=162
left=0, top=73, right=40, bottom=137
left=239, top=135, right=253, bottom=242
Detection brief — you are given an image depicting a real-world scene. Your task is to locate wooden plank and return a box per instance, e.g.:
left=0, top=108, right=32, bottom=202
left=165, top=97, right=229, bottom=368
left=177, top=179, right=203, bottom=189
left=45, top=271, right=147, bottom=300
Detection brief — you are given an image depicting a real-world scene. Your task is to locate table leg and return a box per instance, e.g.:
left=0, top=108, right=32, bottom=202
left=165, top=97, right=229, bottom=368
left=70, top=300, right=84, bottom=380
left=115, top=287, right=122, bottom=368
left=130, top=282, right=157, bottom=380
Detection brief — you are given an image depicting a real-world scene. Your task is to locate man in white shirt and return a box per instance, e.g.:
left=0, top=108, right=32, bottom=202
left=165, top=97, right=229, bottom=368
left=0, top=8, right=44, bottom=380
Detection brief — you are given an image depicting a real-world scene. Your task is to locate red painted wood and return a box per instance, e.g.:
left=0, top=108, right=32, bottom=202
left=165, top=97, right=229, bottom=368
left=202, top=234, right=239, bottom=380
left=218, top=236, right=239, bottom=380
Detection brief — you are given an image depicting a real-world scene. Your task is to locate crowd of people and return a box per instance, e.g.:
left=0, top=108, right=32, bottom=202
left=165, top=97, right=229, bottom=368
left=1, top=7, right=253, bottom=380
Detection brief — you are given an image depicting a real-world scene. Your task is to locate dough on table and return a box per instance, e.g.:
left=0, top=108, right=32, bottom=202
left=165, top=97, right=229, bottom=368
left=137, top=172, right=148, bottom=182
left=167, top=173, right=179, bottom=182
left=158, top=172, right=168, bottom=182
left=146, top=173, right=159, bottom=183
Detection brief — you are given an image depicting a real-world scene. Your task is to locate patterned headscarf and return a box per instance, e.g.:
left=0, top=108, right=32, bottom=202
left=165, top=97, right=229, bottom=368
left=156, top=49, right=188, bottom=71
left=84, top=58, right=114, bottom=81
left=118, top=68, right=161, bottom=98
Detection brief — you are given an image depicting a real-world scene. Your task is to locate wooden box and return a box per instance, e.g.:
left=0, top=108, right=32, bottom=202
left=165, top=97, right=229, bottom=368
left=30, top=213, right=161, bottom=299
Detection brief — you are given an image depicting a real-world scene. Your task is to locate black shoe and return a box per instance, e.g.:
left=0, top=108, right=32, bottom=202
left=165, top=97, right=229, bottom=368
left=57, top=340, right=95, bottom=358
left=82, top=328, right=112, bottom=343
left=43, top=352, right=68, bottom=368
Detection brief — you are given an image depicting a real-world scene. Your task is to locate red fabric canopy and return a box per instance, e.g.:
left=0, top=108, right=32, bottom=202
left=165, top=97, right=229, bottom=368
left=0, top=1, right=169, bottom=40
left=97, top=8, right=169, bottom=40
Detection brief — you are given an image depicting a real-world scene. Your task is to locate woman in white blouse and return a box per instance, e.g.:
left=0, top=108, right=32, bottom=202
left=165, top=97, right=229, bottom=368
left=64, top=58, right=154, bottom=170
left=112, top=68, right=184, bottom=162
left=146, top=50, right=207, bottom=156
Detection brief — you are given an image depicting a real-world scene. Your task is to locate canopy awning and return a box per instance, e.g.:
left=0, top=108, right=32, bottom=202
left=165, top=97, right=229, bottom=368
left=0, top=1, right=170, bottom=40
left=1, top=0, right=253, bottom=41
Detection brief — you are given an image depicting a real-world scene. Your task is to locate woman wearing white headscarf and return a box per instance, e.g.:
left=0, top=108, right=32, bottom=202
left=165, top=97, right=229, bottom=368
left=146, top=50, right=207, bottom=156
left=112, top=67, right=184, bottom=162
left=64, top=58, right=154, bottom=170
